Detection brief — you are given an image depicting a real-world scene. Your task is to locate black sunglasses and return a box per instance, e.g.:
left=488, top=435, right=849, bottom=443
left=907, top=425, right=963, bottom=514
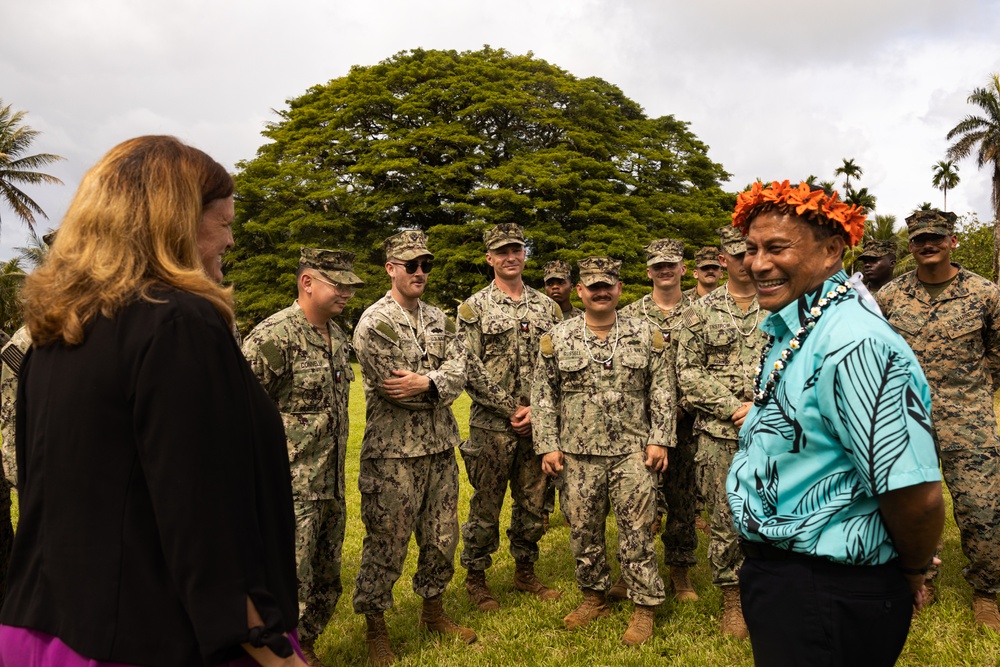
left=390, top=260, right=434, bottom=274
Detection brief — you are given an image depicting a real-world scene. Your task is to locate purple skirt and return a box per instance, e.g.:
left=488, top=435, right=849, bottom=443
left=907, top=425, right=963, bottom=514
left=0, top=625, right=306, bottom=666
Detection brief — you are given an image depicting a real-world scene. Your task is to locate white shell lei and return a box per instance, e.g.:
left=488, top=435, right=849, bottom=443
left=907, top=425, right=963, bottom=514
left=752, top=280, right=852, bottom=406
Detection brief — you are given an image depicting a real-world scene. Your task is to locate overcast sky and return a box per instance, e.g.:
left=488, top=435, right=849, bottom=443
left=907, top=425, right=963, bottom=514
left=3, top=0, right=999, bottom=261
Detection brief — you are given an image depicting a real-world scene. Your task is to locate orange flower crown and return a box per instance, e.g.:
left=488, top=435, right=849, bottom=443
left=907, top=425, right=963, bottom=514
left=731, top=180, right=867, bottom=247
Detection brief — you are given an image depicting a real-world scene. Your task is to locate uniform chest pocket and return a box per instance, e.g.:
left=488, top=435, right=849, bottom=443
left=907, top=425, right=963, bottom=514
left=618, top=350, right=648, bottom=390
left=291, top=362, right=328, bottom=412
left=424, top=333, right=449, bottom=364
left=947, top=316, right=985, bottom=356
left=888, top=311, right=923, bottom=339
left=557, top=351, right=590, bottom=391
left=482, top=318, right=516, bottom=357
left=704, top=325, right=738, bottom=367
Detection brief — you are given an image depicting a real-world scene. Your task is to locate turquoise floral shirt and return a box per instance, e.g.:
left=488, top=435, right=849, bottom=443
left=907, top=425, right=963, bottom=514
left=728, top=271, right=941, bottom=565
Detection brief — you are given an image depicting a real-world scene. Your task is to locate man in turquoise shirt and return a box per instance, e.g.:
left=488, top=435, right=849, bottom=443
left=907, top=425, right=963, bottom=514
left=727, top=180, right=945, bottom=667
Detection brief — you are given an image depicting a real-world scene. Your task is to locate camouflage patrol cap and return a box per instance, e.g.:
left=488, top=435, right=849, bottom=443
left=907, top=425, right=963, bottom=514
left=543, top=259, right=573, bottom=282
left=483, top=223, right=526, bottom=251
left=42, top=229, right=58, bottom=246
left=717, top=225, right=747, bottom=255
left=382, top=230, right=434, bottom=261
left=695, top=246, right=722, bottom=268
left=578, top=256, right=622, bottom=287
left=644, top=238, right=684, bottom=266
left=299, top=248, right=365, bottom=286
left=906, top=209, right=957, bottom=240
left=858, top=240, right=898, bottom=260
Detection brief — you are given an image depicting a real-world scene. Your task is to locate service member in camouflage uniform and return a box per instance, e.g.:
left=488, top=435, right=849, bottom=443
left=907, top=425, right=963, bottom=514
left=242, top=248, right=364, bottom=658
left=616, top=238, right=699, bottom=603
left=676, top=226, right=768, bottom=639
left=352, top=231, right=475, bottom=665
left=0, top=326, right=29, bottom=605
left=858, top=240, right=897, bottom=293
left=533, top=257, right=672, bottom=647
left=543, top=260, right=584, bottom=320
left=876, top=209, right=1000, bottom=630
left=684, top=246, right=723, bottom=300
left=458, top=223, right=563, bottom=611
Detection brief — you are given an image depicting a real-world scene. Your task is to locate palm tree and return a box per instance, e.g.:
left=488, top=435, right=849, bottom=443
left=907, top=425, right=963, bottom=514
left=0, top=99, right=64, bottom=233
left=0, top=258, right=25, bottom=334
left=835, top=158, right=863, bottom=190
left=15, top=227, right=53, bottom=270
left=932, top=160, right=961, bottom=211
left=947, top=73, right=1000, bottom=282
left=845, top=186, right=877, bottom=212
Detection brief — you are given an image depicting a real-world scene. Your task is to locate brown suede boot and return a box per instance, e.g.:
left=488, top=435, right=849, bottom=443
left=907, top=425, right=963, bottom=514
left=622, top=604, right=657, bottom=646
left=720, top=586, right=749, bottom=639
left=670, top=566, right=699, bottom=602
left=563, top=589, right=610, bottom=629
left=974, top=591, right=1000, bottom=632
left=513, top=561, right=561, bottom=601
left=606, top=576, right=628, bottom=603
left=419, top=594, right=477, bottom=643
left=465, top=569, right=500, bottom=612
left=365, top=613, right=395, bottom=666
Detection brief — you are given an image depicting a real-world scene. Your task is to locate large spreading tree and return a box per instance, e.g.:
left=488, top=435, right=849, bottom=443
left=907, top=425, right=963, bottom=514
left=231, top=47, right=733, bottom=328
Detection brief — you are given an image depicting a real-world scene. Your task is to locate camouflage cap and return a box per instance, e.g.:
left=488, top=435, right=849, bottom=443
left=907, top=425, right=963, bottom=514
left=718, top=225, right=747, bottom=255
left=382, top=230, right=434, bottom=261
left=644, top=238, right=684, bottom=266
left=42, top=229, right=58, bottom=246
left=858, top=240, right=898, bottom=260
left=483, top=223, right=526, bottom=251
left=578, top=256, right=622, bottom=287
left=300, top=248, right=365, bottom=286
left=695, top=246, right=722, bottom=268
left=543, top=259, right=573, bottom=282
left=906, top=209, right=957, bottom=239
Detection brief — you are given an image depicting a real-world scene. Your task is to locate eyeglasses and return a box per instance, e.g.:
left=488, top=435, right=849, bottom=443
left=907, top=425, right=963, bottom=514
left=390, top=260, right=433, bottom=274
left=909, top=234, right=949, bottom=247
left=311, top=274, right=358, bottom=296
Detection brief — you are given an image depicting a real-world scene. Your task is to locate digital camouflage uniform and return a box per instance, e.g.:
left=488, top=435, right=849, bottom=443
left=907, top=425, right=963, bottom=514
left=532, top=258, right=673, bottom=606
left=676, top=230, right=768, bottom=588
left=619, top=239, right=698, bottom=572
left=858, top=240, right=899, bottom=294
left=352, top=244, right=468, bottom=615
left=0, top=326, right=29, bottom=605
left=458, top=225, right=563, bottom=573
left=242, top=248, right=364, bottom=642
left=876, top=211, right=1000, bottom=595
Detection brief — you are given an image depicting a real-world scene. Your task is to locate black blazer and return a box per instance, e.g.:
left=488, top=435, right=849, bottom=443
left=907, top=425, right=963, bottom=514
left=1, top=289, right=298, bottom=666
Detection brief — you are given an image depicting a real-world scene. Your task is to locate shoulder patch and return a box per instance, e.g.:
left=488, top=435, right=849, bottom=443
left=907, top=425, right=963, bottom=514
left=684, top=309, right=702, bottom=329
left=457, top=302, right=479, bottom=323
left=540, top=333, right=554, bottom=358
left=259, top=340, right=283, bottom=372
left=444, top=316, right=457, bottom=334
left=0, top=341, right=24, bottom=376
left=374, top=321, right=400, bottom=344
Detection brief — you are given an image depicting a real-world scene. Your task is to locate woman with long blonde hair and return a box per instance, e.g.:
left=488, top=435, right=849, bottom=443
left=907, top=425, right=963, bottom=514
left=0, top=136, right=307, bottom=667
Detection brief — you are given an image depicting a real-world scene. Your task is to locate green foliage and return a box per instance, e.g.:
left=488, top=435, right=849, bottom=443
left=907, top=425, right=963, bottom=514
left=953, top=213, right=994, bottom=280
left=0, top=258, right=25, bottom=334
left=932, top=160, right=961, bottom=212
left=834, top=158, right=863, bottom=190
left=230, top=47, right=732, bottom=329
left=0, top=99, right=63, bottom=232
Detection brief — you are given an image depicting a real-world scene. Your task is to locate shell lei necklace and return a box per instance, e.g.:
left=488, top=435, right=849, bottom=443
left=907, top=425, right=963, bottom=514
left=723, top=285, right=760, bottom=337
left=582, top=314, right=620, bottom=369
left=753, top=280, right=852, bottom=406
left=641, top=294, right=684, bottom=334
left=392, top=297, right=428, bottom=360
left=489, top=281, right=530, bottom=331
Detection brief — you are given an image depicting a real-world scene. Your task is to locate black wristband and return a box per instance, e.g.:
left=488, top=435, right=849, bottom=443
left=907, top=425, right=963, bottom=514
left=897, top=558, right=933, bottom=576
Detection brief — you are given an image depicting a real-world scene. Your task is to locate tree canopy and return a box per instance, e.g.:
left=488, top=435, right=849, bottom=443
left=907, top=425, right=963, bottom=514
left=0, top=99, right=63, bottom=233
left=230, top=47, right=733, bottom=328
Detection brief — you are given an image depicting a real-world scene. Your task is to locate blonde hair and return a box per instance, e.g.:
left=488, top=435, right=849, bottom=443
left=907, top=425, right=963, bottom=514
left=23, top=135, right=235, bottom=345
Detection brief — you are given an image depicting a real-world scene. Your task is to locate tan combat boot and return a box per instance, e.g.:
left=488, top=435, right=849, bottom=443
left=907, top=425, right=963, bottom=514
left=622, top=604, right=657, bottom=646
left=365, top=613, right=396, bottom=666
left=695, top=514, right=711, bottom=535
left=670, top=566, right=699, bottom=602
left=513, top=561, right=561, bottom=601
left=973, top=591, right=1000, bottom=632
left=606, top=576, right=628, bottom=603
left=720, top=586, right=749, bottom=639
left=563, top=589, right=610, bottom=629
left=465, top=569, right=500, bottom=612
left=419, top=594, right=477, bottom=643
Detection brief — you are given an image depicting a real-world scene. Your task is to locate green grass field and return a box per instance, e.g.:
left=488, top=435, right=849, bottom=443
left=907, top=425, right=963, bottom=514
left=5, top=369, right=995, bottom=665
left=305, top=369, right=1000, bottom=666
